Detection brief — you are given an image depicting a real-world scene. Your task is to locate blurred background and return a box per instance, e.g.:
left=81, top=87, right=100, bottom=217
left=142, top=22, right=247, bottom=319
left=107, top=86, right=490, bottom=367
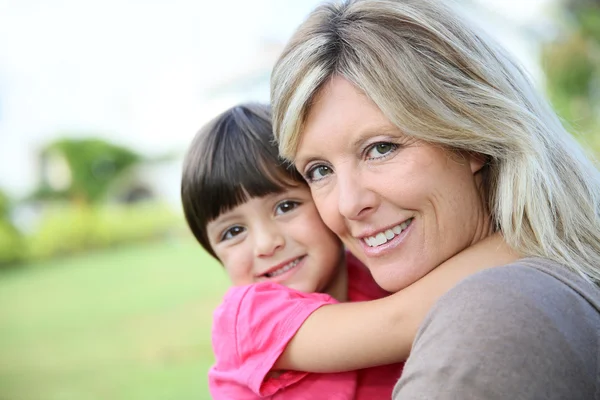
left=0, top=0, right=598, bottom=399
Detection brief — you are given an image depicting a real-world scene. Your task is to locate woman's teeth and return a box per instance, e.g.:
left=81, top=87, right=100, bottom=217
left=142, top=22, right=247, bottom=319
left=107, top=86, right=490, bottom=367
left=265, top=257, right=302, bottom=278
left=364, top=219, right=413, bottom=247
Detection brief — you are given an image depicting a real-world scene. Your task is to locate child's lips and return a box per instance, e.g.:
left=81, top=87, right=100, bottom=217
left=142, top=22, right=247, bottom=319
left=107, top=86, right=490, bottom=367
left=259, top=255, right=306, bottom=278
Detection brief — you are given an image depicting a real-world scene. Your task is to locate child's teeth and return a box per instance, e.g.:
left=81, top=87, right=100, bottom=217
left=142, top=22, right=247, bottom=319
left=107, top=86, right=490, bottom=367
left=385, top=229, right=394, bottom=240
left=392, top=225, right=402, bottom=235
left=267, top=258, right=301, bottom=277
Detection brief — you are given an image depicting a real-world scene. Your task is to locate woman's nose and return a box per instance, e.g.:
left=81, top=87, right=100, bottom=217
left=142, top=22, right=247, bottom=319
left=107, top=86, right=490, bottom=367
left=336, top=169, right=377, bottom=220
left=253, top=224, right=285, bottom=258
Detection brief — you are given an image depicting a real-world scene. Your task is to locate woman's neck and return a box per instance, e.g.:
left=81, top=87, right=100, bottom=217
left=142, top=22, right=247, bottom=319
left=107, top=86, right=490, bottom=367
left=453, top=232, right=521, bottom=270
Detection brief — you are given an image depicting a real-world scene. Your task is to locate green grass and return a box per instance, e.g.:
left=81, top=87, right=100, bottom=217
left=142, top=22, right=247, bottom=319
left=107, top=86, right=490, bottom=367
left=0, top=238, right=229, bottom=400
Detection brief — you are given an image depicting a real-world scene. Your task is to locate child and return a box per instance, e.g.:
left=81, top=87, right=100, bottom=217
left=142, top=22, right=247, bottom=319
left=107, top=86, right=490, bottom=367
left=181, top=103, right=512, bottom=399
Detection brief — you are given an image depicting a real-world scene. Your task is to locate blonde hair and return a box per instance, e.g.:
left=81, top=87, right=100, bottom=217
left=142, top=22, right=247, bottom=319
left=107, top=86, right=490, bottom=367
left=271, top=0, right=600, bottom=285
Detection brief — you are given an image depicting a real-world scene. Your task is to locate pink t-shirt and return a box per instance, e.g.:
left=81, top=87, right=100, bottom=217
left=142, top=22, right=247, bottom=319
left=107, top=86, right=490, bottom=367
left=208, top=253, right=404, bottom=399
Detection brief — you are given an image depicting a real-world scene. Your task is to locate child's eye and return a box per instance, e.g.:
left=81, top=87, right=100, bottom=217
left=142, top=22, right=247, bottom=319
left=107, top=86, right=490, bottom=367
left=221, top=225, right=245, bottom=241
left=365, top=142, right=398, bottom=160
left=305, top=164, right=333, bottom=183
left=275, top=200, right=300, bottom=215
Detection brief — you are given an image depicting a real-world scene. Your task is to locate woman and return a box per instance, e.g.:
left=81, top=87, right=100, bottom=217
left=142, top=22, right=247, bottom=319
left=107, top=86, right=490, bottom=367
left=270, top=0, right=600, bottom=398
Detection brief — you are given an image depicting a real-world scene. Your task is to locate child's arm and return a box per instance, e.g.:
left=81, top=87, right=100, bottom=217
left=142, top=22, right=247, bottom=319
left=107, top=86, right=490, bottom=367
left=273, top=233, right=519, bottom=373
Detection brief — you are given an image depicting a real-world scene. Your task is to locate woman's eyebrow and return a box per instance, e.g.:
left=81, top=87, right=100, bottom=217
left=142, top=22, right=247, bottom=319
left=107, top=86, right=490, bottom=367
left=294, top=155, right=320, bottom=170
left=350, top=124, right=402, bottom=149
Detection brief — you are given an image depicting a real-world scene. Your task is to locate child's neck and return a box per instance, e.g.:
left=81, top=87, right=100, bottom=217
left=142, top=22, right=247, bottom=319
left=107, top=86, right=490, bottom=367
left=322, top=254, right=349, bottom=302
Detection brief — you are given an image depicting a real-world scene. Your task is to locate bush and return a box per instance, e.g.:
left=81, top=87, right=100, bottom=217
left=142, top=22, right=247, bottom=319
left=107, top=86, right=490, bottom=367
left=26, top=202, right=182, bottom=262
left=0, top=220, right=25, bottom=266
left=0, top=189, right=26, bottom=267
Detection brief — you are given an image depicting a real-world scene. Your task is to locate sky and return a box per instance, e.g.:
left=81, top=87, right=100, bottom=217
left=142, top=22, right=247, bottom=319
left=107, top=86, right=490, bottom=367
left=0, top=0, right=554, bottom=201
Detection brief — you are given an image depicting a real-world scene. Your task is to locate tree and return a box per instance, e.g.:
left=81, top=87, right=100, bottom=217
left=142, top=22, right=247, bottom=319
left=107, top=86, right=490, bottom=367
left=33, top=138, right=143, bottom=205
left=542, top=0, right=600, bottom=145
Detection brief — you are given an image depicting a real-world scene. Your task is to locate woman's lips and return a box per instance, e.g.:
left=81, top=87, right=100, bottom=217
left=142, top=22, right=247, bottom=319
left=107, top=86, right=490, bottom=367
left=359, top=218, right=413, bottom=257
left=362, top=218, right=413, bottom=247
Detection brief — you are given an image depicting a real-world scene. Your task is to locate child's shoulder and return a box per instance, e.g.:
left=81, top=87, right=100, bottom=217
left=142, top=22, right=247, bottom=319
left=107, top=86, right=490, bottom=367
left=345, top=251, right=391, bottom=301
left=211, top=282, right=340, bottom=376
left=218, top=281, right=335, bottom=313
left=213, top=282, right=339, bottom=340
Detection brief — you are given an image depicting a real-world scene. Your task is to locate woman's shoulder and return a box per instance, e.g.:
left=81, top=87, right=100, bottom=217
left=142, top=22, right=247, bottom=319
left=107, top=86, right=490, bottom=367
left=435, top=257, right=600, bottom=332
left=455, top=257, right=600, bottom=312
left=393, top=257, right=600, bottom=399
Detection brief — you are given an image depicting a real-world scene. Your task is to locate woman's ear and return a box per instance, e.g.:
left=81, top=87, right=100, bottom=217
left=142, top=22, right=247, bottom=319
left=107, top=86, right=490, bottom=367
left=468, top=152, right=487, bottom=174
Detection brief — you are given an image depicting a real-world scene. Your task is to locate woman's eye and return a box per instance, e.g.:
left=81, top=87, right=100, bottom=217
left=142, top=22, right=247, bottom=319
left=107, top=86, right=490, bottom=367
left=305, top=165, right=333, bottom=182
left=366, top=142, right=397, bottom=159
left=221, top=226, right=245, bottom=241
left=275, top=200, right=300, bottom=215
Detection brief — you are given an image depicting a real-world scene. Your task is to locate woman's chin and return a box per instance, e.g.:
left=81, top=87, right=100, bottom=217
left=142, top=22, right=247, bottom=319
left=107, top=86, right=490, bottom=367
left=371, top=263, right=427, bottom=293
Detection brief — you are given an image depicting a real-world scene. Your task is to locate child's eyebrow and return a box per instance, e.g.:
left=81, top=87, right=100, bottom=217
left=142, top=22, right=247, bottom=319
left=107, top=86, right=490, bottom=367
left=269, top=187, right=311, bottom=202
left=209, top=212, right=242, bottom=230
left=255, top=192, right=286, bottom=203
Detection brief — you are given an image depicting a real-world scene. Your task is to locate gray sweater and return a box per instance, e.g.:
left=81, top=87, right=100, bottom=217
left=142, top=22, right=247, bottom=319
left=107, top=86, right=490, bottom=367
left=393, top=258, right=600, bottom=400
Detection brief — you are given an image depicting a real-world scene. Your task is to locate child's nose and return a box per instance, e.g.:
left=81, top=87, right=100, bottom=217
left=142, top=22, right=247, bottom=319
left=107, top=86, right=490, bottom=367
left=254, top=226, right=285, bottom=258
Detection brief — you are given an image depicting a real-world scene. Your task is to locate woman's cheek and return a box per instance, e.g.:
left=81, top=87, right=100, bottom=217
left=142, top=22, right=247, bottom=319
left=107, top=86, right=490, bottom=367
left=312, top=191, right=339, bottom=234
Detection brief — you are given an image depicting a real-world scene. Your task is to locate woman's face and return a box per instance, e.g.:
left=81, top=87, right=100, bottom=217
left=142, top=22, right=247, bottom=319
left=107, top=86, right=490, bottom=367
left=294, top=76, right=490, bottom=292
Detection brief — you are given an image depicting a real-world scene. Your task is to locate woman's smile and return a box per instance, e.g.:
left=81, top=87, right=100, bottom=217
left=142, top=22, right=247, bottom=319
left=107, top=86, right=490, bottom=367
left=361, top=218, right=413, bottom=248
left=359, top=218, right=414, bottom=257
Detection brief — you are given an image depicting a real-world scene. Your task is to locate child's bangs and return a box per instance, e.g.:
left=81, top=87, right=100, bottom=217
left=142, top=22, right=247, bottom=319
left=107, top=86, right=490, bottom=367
left=202, top=126, right=304, bottom=223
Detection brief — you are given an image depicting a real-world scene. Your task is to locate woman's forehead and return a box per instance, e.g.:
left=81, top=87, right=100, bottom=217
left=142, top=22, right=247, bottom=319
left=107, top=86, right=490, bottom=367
left=295, top=77, right=402, bottom=162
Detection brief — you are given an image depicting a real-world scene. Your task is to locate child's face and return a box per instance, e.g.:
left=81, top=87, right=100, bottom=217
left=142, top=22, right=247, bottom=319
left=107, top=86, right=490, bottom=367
left=207, top=186, right=345, bottom=294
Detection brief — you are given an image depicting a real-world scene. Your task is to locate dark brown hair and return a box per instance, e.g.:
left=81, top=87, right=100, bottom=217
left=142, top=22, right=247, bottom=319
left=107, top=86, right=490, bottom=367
left=181, top=103, right=305, bottom=258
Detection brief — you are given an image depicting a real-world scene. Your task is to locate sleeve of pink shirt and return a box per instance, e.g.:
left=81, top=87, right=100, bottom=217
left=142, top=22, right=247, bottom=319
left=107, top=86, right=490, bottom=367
left=208, top=282, right=339, bottom=398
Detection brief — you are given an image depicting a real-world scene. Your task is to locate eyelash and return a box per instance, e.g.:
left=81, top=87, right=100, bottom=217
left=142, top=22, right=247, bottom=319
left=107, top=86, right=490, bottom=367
left=220, top=225, right=245, bottom=242
left=304, top=141, right=400, bottom=183
left=364, top=141, right=399, bottom=160
left=304, top=164, right=332, bottom=183
left=275, top=200, right=301, bottom=215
